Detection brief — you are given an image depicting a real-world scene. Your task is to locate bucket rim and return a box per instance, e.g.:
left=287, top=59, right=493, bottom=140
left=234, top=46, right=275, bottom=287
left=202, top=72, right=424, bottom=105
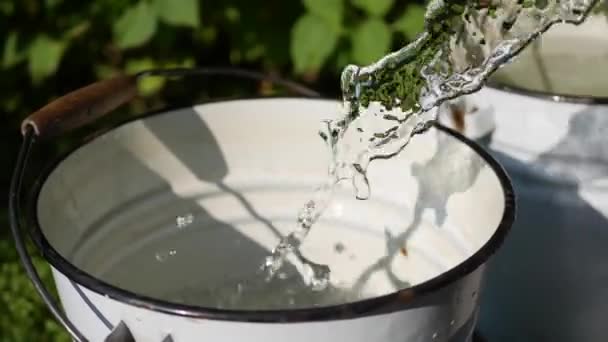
left=28, top=97, right=515, bottom=323
left=486, top=80, right=608, bottom=105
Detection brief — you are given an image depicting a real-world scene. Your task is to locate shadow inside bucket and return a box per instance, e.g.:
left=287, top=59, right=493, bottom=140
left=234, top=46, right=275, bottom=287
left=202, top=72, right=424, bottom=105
left=353, top=129, right=486, bottom=298
left=46, top=99, right=503, bottom=316
left=141, top=106, right=284, bottom=240
left=65, top=107, right=398, bottom=310
left=64, top=108, right=308, bottom=308
left=137, top=108, right=361, bottom=308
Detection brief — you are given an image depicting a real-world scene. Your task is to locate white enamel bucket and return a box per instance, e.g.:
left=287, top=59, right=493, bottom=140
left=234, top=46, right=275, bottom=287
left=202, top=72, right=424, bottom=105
left=439, top=16, right=608, bottom=342
left=10, top=69, right=514, bottom=342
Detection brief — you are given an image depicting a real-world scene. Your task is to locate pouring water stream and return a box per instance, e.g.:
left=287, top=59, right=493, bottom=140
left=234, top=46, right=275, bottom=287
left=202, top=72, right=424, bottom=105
left=260, top=0, right=600, bottom=291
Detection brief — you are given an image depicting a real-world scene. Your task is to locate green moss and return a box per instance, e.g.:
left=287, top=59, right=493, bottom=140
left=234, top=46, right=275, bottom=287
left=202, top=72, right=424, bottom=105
left=356, top=0, right=472, bottom=113
left=522, top=0, right=536, bottom=8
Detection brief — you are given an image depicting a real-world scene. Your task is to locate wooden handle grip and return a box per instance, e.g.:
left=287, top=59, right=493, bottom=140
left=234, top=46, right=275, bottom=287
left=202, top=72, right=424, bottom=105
left=21, top=75, right=138, bottom=139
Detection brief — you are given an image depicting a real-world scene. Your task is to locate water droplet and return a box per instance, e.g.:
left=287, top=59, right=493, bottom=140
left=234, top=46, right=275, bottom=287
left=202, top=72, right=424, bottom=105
left=176, top=213, right=194, bottom=228
left=155, top=249, right=177, bottom=262
left=334, top=242, right=345, bottom=253
left=278, top=272, right=288, bottom=280
left=432, top=332, right=438, bottom=339
left=306, top=263, right=331, bottom=291
left=450, top=320, right=455, bottom=326
left=155, top=252, right=168, bottom=262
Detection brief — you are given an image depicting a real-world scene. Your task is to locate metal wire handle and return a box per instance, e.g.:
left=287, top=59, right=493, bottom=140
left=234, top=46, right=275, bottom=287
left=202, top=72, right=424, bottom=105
left=9, top=67, right=319, bottom=342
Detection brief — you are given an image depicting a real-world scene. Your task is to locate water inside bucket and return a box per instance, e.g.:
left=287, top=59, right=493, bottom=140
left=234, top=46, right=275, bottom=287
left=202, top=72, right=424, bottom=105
left=36, top=99, right=504, bottom=311
left=71, top=187, right=454, bottom=310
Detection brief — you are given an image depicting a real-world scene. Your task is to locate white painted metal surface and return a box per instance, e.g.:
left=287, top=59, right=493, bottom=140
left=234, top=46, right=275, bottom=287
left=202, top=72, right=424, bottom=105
left=468, top=86, right=608, bottom=342
left=446, top=17, right=608, bottom=342
left=36, top=98, right=511, bottom=341
left=439, top=16, right=608, bottom=338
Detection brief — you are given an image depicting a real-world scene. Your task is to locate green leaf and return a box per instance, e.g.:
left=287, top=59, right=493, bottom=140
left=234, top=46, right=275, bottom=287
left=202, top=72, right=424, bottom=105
left=0, top=1, right=15, bottom=15
left=352, top=0, right=395, bottom=17
left=351, top=18, right=391, bottom=65
left=3, top=32, right=26, bottom=69
left=113, top=1, right=158, bottom=49
left=27, top=35, right=65, bottom=84
left=154, top=0, right=200, bottom=28
left=45, top=0, right=63, bottom=10
left=302, top=0, right=343, bottom=31
left=125, top=58, right=165, bottom=96
left=393, top=4, right=426, bottom=39
left=65, top=22, right=91, bottom=40
left=164, top=57, right=195, bottom=69
left=2, top=94, right=22, bottom=112
left=95, top=64, right=118, bottom=79
left=291, top=14, right=339, bottom=74
left=224, top=6, right=240, bottom=23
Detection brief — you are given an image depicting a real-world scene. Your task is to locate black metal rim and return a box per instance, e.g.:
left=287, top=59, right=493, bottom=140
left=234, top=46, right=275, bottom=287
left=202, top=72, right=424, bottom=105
left=26, top=96, right=516, bottom=323
left=486, top=80, right=608, bottom=105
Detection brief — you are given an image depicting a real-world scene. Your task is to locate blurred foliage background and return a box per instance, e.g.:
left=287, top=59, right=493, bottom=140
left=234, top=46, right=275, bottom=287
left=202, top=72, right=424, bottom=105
left=0, top=0, right=427, bottom=340
left=2, top=0, right=608, bottom=340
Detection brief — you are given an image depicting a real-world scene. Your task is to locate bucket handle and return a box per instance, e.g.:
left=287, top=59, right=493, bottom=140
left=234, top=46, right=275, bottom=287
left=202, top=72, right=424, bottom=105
left=21, top=75, right=139, bottom=140
left=9, top=67, right=320, bottom=342
left=21, top=67, right=320, bottom=140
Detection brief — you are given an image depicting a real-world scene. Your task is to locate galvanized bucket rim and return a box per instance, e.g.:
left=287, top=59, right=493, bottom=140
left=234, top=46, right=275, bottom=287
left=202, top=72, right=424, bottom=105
left=26, top=96, right=516, bottom=323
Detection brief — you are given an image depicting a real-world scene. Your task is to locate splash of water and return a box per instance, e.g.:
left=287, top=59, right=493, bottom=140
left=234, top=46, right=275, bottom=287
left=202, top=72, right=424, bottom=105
left=262, top=0, right=599, bottom=290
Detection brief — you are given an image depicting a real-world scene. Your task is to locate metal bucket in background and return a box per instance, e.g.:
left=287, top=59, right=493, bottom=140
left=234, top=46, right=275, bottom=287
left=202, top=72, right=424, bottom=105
left=440, top=15, right=608, bottom=342
left=10, top=69, right=514, bottom=342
